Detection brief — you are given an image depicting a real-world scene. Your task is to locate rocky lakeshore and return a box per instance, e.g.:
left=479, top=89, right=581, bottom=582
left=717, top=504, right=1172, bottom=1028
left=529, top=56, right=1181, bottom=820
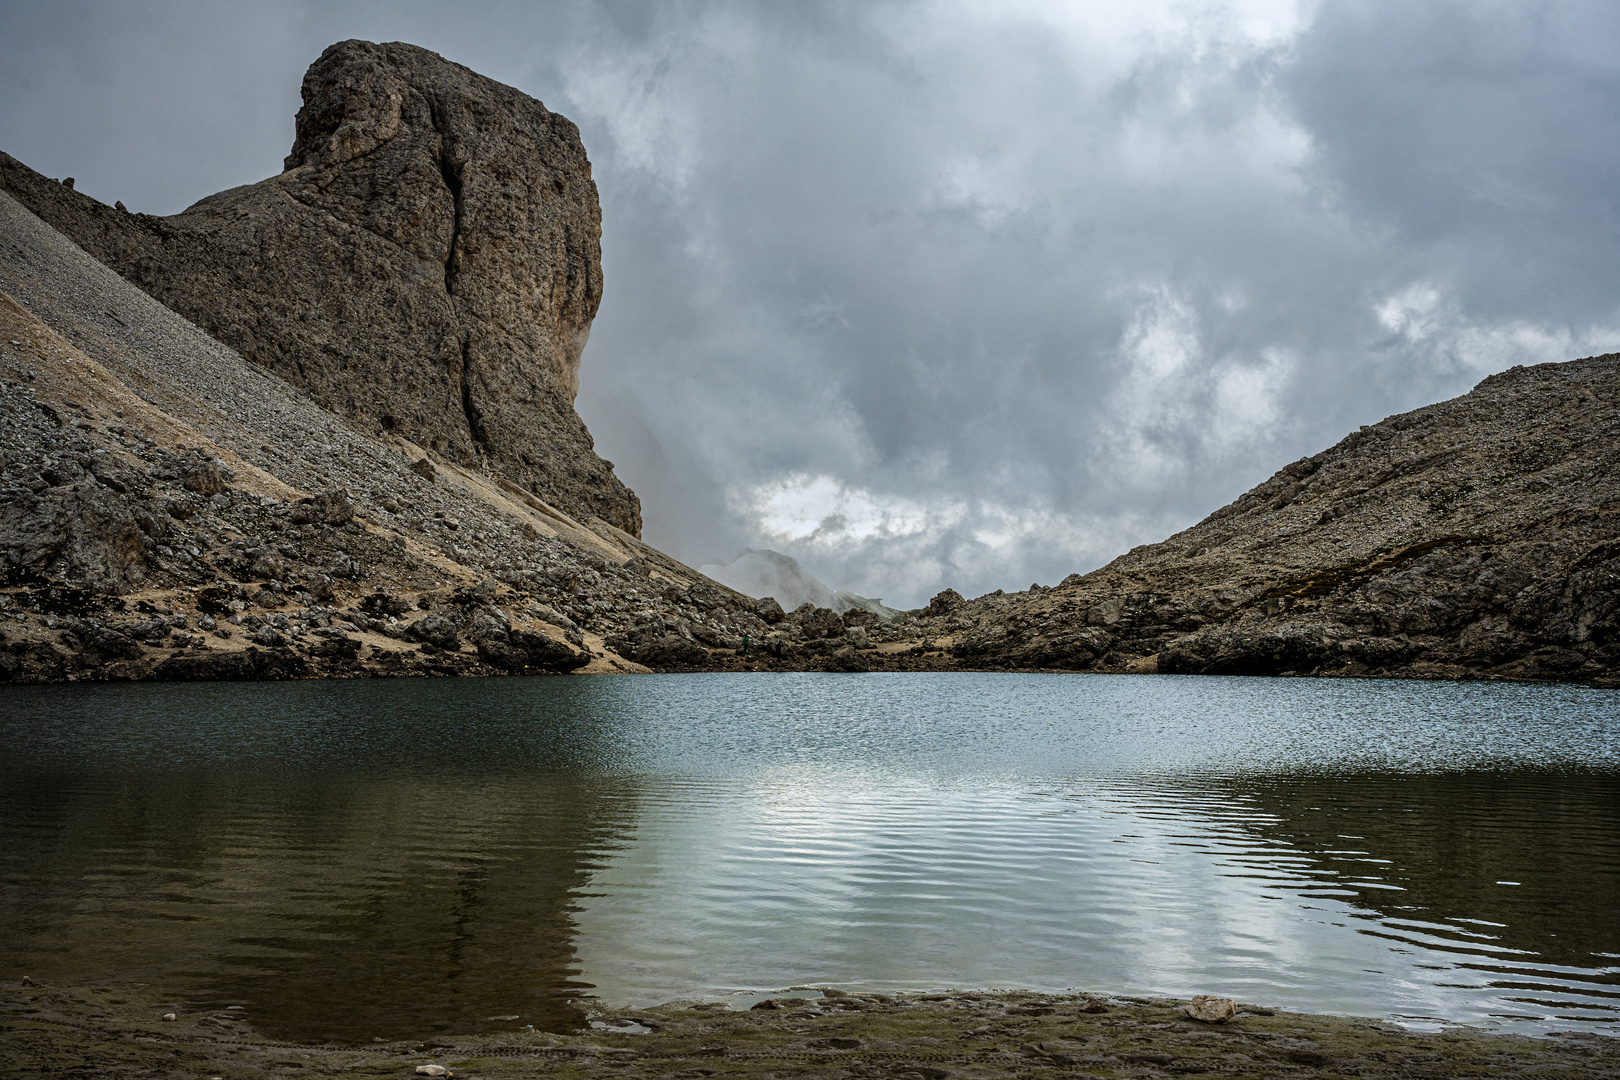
left=5, top=980, right=1617, bottom=1080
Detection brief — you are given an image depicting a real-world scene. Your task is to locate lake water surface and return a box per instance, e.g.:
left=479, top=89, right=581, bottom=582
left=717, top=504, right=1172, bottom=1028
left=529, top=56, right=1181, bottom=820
left=3, top=673, right=1617, bottom=1042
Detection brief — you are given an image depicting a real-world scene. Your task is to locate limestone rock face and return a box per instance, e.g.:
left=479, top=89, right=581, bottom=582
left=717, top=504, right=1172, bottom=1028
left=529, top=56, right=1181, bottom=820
left=0, top=39, right=640, bottom=535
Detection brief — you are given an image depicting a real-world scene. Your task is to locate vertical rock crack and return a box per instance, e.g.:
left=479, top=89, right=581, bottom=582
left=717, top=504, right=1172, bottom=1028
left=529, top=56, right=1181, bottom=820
left=457, top=334, right=488, bottom=455
left=429, top=99, right=464, bottom=296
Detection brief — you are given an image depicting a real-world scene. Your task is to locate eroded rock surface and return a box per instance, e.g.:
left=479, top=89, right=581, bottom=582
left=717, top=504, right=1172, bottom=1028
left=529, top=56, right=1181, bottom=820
left=0, top=39, right=638, bottom=534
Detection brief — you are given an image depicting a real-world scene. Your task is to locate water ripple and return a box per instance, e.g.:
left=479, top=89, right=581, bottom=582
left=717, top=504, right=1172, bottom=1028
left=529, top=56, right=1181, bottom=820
left=1, top=673, right=1616, bottom=1040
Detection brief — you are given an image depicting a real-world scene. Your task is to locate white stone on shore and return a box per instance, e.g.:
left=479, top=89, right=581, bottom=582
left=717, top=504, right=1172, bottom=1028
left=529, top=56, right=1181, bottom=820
left=1183, top=995, right=1236, bottom=1022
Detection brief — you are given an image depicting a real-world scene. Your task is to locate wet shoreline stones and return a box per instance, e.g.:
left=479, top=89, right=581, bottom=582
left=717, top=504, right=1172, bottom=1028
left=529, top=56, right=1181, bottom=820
left=4, top=983, right=1614, bottom=1080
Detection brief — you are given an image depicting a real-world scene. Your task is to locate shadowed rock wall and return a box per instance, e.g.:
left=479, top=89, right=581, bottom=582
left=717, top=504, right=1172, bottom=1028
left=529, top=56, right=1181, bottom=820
left=0, top=39, right=640, bottom=535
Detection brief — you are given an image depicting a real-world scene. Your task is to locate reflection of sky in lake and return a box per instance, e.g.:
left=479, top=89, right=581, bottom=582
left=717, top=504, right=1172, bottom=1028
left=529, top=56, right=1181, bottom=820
left=2, top=673, right=1616, bottom=1040
left=571, top=772, right=1620, bottom=1032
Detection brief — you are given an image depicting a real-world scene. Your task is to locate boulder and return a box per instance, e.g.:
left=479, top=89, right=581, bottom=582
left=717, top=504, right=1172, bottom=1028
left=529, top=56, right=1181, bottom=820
left=0, top=485, right=150, bottom=594
left=310, top=635, right=361, bottom=661
left=1183, top=996, right=1237, bottom=1023
left=289, top=488, right=355, bottom=525
left=795, top=605, right=844, bottom=639
left=124, top=617, right=173, bottom=642
left=510, top=629, right=586, bottom=668
left=528, top=601, right=576, bottom=630
left=179, top=456, right=232, bottom=495
left=151, top=647, right=310, bottom=681
left=248, top=550, right=288, bottom=581
left=359, top=591, right=411, bottom=618
left=825, top=645, right=870, bottom=672
left=403, top=614, right=460, bottom=651
left=637, top=633, right=708, bottom=668
left=842, top=608, right=880, bottom=630
left=463, top=606, right=512, bottom=643
left=196, top=587, right=235, bottom=615
left=58, top=620, right=145, bottom=662
left=476, top=629, right=587, bottom=672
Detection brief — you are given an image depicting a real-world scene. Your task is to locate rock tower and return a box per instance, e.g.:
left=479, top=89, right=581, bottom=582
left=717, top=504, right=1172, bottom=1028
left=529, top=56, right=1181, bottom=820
left=0, top=39, right=640, bottom=534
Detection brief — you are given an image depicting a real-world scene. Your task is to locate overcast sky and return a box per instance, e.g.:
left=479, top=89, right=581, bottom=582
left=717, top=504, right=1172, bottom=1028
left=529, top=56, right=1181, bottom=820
left=4, top=1, right=1618, bottom=607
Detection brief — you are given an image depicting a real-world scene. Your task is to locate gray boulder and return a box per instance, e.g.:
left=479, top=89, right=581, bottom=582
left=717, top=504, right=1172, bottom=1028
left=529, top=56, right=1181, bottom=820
left=403, top=614, right=461, bottom=651
left=289, top=488, right=355, bottom=525
left=476, top=629, right=587, bottom=672
left=1, top=485, right=151, bottom=594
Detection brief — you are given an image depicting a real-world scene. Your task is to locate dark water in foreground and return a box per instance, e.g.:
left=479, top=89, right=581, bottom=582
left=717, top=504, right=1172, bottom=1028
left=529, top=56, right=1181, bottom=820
left=2, top=673, right=1617, bottom=1042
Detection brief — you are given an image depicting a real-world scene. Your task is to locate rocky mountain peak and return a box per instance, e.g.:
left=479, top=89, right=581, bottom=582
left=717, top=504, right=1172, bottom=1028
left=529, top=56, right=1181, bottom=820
left=1, top=39, right=638, bottom=535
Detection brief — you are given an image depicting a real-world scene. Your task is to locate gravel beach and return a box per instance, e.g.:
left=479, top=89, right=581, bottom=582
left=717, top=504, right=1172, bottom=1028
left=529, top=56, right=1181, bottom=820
left=6, top=980, right=1618, bottom=1079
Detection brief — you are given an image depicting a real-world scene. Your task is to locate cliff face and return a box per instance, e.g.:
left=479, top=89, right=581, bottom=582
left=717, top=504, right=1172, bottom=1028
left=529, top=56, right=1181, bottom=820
left=0, top=39, right=640, bottom=536
left=0, top=187, right=765, bottom=684
left=886, top=355, right=1620, bottom=685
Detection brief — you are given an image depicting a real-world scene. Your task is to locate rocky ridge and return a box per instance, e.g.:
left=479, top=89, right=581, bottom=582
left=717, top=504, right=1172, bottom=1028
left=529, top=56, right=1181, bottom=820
left=867, top=356, right=1620, bottom=686
left=0, top=39, right=639, bottom=534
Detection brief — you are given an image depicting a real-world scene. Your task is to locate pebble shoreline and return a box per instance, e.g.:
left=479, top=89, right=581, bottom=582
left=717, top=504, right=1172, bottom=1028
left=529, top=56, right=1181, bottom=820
left=5, top=981, right=1617, bottom=1079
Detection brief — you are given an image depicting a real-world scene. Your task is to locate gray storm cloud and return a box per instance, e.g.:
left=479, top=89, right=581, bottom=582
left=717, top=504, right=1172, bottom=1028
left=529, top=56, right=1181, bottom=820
left=4, top=0, right=1617, bottom=608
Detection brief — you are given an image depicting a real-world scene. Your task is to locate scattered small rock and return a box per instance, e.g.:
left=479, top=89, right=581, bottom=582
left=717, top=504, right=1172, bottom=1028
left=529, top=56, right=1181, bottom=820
left=359, top=591, right=411, bottom=618
left=289, top=488, right=355, bottom=526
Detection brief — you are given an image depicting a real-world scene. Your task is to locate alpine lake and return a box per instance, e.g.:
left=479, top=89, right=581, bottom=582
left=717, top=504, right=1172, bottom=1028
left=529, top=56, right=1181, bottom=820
left=3, top=672, right=1617, bottom=1044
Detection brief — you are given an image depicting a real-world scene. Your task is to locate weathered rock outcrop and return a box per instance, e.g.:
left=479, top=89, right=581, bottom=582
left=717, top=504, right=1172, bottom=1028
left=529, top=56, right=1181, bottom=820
left=0, top=39, right=639, bottom=535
